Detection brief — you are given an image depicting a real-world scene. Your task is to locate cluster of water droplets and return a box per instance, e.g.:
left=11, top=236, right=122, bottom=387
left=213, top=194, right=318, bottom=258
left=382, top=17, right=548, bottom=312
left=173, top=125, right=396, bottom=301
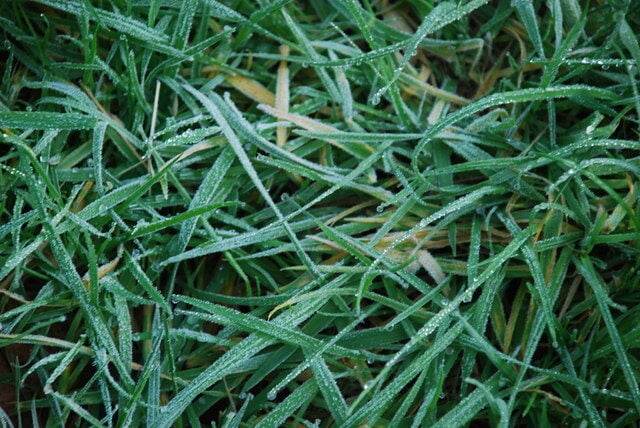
left=460, top=288, right=474, bottom=303
left=38, top=154, right=62, bottom=165
left=546, top=165, right=580, bottom=193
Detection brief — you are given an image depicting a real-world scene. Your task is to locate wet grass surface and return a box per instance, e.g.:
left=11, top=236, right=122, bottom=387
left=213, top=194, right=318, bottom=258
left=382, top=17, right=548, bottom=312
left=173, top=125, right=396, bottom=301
left=1, top=0, right=640, bottom=426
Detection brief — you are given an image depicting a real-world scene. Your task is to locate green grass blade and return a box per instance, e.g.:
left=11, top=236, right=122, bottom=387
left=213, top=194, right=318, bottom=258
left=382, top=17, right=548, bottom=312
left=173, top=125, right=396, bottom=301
left=0, top=111, right=96, bottom=130
left=574, top=256, right=640, bottom=414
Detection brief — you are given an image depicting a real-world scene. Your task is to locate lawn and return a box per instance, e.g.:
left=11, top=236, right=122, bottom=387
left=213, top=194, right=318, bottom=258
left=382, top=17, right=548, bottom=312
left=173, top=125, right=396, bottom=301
left=1, top=0, right=640, bottom=426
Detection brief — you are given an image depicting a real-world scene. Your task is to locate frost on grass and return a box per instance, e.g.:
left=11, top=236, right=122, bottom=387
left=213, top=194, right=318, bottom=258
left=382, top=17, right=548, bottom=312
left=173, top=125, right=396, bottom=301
left=1, top=1, right=639, bottom=426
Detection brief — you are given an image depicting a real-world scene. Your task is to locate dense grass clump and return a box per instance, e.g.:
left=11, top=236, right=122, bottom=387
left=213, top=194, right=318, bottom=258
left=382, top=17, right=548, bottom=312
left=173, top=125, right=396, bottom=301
left=1, top=0, right=640, bottom=426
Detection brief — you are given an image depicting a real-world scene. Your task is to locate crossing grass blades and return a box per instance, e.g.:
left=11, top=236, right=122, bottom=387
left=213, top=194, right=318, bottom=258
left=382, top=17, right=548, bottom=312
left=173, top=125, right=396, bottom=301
left=1, top=0, right=640, bottom=426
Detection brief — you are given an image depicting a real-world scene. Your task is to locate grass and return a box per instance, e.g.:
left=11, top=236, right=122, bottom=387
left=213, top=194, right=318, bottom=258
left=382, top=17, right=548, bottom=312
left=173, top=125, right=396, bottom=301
left=1, top=0, right=640, bottom=426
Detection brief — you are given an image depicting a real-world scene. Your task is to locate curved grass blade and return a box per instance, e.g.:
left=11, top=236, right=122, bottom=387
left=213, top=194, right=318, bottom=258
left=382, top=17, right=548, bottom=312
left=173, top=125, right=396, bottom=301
left=182, top=85, right=321, bottom=278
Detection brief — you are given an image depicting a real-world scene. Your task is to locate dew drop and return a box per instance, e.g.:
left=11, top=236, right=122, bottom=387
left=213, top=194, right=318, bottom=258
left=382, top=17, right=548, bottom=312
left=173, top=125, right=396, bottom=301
left=238, top=392, right=247, bottom=399
left=585, top=125, right=595, bottom=134
left=280, top=192, right=290, bottom=201
left=376, top=205, right=384, bottom=213
left=267, top=391, right=276, bottom=401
